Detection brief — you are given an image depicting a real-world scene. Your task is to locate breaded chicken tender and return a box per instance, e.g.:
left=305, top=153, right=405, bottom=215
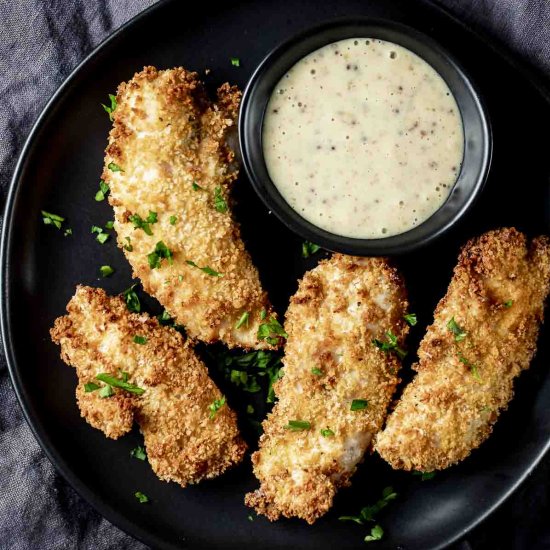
left=102, top=67, right=275, bottom=349
left=375, top=228, right=550, bottom=472
left=245, top=255, right=409, bottom=524
left=50, top=286, right=246, bottom=486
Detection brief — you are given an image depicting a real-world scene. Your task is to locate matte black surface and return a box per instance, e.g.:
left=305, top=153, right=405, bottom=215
left=1, top=0, right=549, bottom=549
left=240, top=19, right=492, bottom=256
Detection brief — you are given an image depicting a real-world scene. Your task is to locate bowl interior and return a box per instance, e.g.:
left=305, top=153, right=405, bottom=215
left=239, top=19, right=492, bottom=255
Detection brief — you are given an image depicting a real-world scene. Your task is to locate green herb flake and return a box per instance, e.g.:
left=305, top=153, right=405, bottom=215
left=186, top=260, right=223, bottom=277
left=403, top=313, right=417, bottom=326
left=95, top=179, right=110, bottom=201
left=260, top=309, right=267, bottom=320
left=413, top=471, right=436, bottom=481
left=96, top=232, right=109, bottom=244
left=124, top=237, right=133, bottom=251
left=84, top=382, right=100, bottom=393
left=169, top=215, right=177, bottom=225
left=247, top=514, right=254, bottom=522
left=504, top=300, right=513, bottom=308
left=258, top=315, right=288, bottom=345
left=246, top=404, right=255, bottom=414
left=372, top=330, right=407, bottom=360
left=123, top=284, right=141, bottom=313
left=339, top=486, right=397, bottom=526
left=129, top=212, right=158, bottom=236
left=135, top=491, right=149, bottom=504
left=284, top=420, right=311, bottom=431
left=235, top=311, right=250, bottom=330
left=192, top=181, right=204, bottom=191
left=101, top=94, right=117, bottom=121
left=133, top=335, right=147, bottom=345
left=108, top=162, right=124, bottom=172
left=350, top=399, right=369, bottom=411
left=302, top=241, right=320, bottom=258
left=130, top=446, right=147, bottom=461
left=447, top=317, right=467, bottom=342
left=320, top=428, right=335, bottom=437
left=230, top=57, right=240, bottom=67
left=213, top=186, right=228, bottom=213
left=148, top=241, right=174, bottom=269
left=208, top=396, right=226, bottom=419
left=458, top=353, right=482, bottom=381
left=365, top=524, right=384, bottom=543
left=105, top=220, right=114, bottom=230
left=41, top=210, right=65, bottom=230
left=96, top=373, right=144, bottom=395
left=99, top=384, right=114, bottom=398
left=311, top=367, right=323, bottom=376
left=63, top=228, right=72, bottom=237
left=99, top=265, right=114, bottom=277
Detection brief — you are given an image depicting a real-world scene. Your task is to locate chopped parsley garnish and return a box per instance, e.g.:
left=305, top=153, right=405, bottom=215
left=214, top=186, right=228, bottom=213
left=230, top=57, right=240, bottom=67
left=133, top=335, right=147, bottom=345
left=105, top=221, right=114, bottom=230
left=311, top=367, right=323, bottom=376
left=157, top=310, right=173, bottom=325
left=247, top=515, right=254, bottom=522
left=129, top=211, right=157, bottom=236
left=284, top=420, right=311, bottom=431
left=208, top=396, right=226, bottom=419
left=403, top=313, right=417, bottom=326
left=339, top=486, right=397, bottom=527
left=260, top=309, right=267, bottom=320
left=135, top=491, right=149, bottom=503
left=99, top=384, right=114, bottom=398
left=350, top=399, right=369, bottom=411
left=108, top=162, right=124, bottom=172
left=447, top=317, right=467, bottom=342
left=64, top=228, right=72, bottom=237
left=84, top=382, right=100, bottom=393
left=169, top=215, right=177, bottom=225
left=413, top=471, right=436, bottom=481
left=365, top=525, right=384, bottom=543
left=302, top=241, right=320, bottom=258
left=148, top=241, right=173, bottom=269
left=321, top=428, right=335, bottom=437
left=458, top=353, right=481, bottom=381
left=192, top=181, right=204, bottom=191
left=96, top=373, right=144, bottom=395
left=504, top=300, right=513, bottom=308
left=258, top=316, right=288, bottom=345
left=372, top=331, right=407, bottom=360
left=41, top=210, right=64, bottom=229
left=123, top=284, right=140, bottom=313
left=99, top=265, right=114, bottom=277
left=246, top=404, right=255, bottom=414
left=235, top=311, right=250, bottom=329
left=209, top=349, right=283, bottom=404
left=130, top=446, right=147, bottom=461
left=124, top=237, right=133, bottom=251
left=91, top=225, right=110, bottom=244
left=95, top=179, right=109, bottom=201
left=186, top=260, right=223, bottom=277
left=101, top=94, right=117, bottom=121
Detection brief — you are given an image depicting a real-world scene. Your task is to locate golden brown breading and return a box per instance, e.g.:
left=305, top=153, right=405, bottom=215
left=245, top=255, right=409, bottom=524
left=375, top=228, right=550, bottom=472
left=102, top=67, right=275, bottom=349
left=50, top=286, right=246, bottom=486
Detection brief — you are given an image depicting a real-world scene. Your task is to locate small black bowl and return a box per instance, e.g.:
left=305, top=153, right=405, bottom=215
left=239, top=19, right=492, bottom=255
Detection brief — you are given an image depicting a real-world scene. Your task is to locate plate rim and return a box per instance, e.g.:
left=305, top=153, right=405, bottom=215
left=1, top=0, right=549, bottom=548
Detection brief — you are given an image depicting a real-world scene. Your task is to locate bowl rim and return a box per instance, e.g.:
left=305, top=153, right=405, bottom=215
left=239, top=17, right=493, bottom=256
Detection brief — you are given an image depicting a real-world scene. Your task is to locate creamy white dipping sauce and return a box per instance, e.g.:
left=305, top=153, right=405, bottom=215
left=262, top=38, right=464, bottom=238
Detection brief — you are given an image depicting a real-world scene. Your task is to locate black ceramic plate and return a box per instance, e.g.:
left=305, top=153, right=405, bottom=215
left=2, top=1, right=549, bottom=549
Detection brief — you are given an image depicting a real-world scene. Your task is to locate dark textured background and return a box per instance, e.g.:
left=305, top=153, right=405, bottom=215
left=0, top=1, right=548, bottom=548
